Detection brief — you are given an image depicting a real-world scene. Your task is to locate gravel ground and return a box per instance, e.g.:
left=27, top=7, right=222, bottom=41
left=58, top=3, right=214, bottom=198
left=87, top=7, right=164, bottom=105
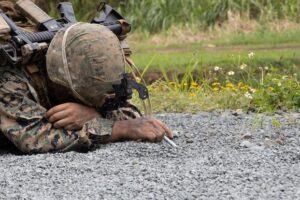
left=0, top=111, right=299, bottom=200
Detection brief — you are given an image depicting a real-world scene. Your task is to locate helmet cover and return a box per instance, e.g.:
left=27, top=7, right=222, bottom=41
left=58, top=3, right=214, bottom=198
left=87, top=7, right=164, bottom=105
left=46, top=23, right=125, bottom=108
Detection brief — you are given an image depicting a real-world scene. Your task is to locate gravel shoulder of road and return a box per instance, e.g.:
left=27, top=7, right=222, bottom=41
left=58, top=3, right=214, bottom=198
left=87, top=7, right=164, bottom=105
left=0, top=111, right=299, bottom=200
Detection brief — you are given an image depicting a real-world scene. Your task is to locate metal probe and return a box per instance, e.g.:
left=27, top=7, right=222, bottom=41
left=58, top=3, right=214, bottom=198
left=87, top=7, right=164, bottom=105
left=163, top=135, right=177, bottom=148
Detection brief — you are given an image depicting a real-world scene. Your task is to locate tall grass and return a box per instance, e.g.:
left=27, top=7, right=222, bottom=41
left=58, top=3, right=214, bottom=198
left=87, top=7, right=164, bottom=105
left=120, top=0, right=300, bottom=33
left=44, top=0, right=300, bottom=33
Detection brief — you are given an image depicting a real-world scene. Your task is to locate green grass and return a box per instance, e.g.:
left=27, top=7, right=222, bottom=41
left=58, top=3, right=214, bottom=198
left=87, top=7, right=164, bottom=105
left=132, top=45, right=300, bottom=71
left=130, top=29, right=300, bottom=113
left=132, top=60, right=300, bottom=113
left=130, top=28, right=300, bottom=81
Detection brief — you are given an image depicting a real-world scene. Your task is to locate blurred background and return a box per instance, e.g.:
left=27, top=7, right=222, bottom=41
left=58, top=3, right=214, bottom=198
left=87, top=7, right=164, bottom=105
left=31, top=0, right=300, bottom=112
left=35, top=0, right=300, bottom=33
left=34, top=0, right=300, bottom=69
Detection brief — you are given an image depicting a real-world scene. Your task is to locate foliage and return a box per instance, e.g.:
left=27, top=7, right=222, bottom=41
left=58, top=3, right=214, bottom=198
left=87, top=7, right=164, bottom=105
left=120, top=0, right=300, bottom=33
left=43, top=0, right=300, bottom=33
left=133, top=52, right=300, bottom=113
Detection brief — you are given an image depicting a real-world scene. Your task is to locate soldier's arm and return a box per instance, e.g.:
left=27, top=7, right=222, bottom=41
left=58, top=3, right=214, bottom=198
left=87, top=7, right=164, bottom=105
left=0, top=69, right=173, bottom=153
left=0, top=69, right=113, bottom=154
left=45, top=102, right=173, bottom=143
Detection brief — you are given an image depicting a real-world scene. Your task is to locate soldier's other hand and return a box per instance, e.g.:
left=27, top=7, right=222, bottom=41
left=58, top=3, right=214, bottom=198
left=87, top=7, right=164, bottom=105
left=46, top=103, right=100, bottom=130
left=110, top=117, right=173, bottom=143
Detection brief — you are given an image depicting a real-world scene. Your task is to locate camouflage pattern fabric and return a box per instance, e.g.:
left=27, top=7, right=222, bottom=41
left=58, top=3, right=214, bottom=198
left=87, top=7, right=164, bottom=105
left=0, top=67, right=142, bottom=154
left=47, top=23, right=126, bottom=108
left=0, top=3, right=142, bottom=154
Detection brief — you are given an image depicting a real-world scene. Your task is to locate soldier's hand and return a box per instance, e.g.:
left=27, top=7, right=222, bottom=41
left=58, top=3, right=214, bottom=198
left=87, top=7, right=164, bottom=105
left=46, top=103, right=100, bottom=130
left=110, top=117, right=173, bottom=143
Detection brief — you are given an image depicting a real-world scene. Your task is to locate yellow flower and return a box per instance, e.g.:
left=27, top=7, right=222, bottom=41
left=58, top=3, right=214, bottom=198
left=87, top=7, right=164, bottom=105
left=190, top=85, right=200, bottom=90
left=212, top=82, right=221, bottom=86
left=191, top=82, right=199, bottom=87
left=168, top=82, right=176, bottom=86
left=189, top=92, right=196, bottom=97
left=190, top=82, right=200, bottom=90
left=226, top=83, right=234, bottom=88
left=212, top=87, right=220, bottom=92
left=240, top=85, right=250, bottom=91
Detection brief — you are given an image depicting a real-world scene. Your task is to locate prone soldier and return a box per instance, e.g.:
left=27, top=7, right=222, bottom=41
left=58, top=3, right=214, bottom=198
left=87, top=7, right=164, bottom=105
left=0, top=0, right=173, bottom=154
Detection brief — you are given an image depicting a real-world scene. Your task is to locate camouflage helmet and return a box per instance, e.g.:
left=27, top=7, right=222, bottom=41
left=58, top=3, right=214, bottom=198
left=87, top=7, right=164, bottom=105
left=46, top=23, right=125, bottom=108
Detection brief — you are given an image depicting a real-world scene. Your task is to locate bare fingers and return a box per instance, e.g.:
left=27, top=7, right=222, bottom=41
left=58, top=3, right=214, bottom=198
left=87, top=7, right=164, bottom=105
left=151, top=118, right=173, bottom=139
left=46, top=103, right=70, bottom=119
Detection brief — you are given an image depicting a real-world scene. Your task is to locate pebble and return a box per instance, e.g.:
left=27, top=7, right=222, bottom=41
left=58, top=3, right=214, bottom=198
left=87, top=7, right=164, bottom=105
left=264, top=138, right=278, bottom=148
left=241, top=132, right=253, bottom=139
left=240, top=140, right=255, bottom=148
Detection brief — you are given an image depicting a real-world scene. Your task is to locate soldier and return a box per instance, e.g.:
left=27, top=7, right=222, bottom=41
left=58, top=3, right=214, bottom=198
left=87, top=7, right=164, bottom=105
left=0, top=1, right=173, bottom=154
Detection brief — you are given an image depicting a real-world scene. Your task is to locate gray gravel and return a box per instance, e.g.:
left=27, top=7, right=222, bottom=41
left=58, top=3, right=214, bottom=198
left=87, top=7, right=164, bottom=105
left=0, top=111, right=300, bottom=200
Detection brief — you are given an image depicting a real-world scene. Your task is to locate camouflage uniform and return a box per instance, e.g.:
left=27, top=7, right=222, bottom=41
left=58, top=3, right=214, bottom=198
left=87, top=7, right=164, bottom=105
left=0, top=67, right=141, bottom=154
left=0, top=3, right=142, bottom=154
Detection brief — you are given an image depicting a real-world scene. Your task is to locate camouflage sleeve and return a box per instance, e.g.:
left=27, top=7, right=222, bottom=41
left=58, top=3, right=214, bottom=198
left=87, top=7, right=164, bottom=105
left=0, top=69, right=114, bottom=154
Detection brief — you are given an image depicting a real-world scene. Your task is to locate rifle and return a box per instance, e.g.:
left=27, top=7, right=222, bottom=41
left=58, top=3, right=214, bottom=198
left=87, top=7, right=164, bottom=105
left=0, top=0, right=131, bottom=67
left=0, top=0, right=148, bottom=116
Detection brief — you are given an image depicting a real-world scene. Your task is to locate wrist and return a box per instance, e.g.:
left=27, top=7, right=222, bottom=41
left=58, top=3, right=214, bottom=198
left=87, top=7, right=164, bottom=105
left=110, top=121, right=127, bottom=142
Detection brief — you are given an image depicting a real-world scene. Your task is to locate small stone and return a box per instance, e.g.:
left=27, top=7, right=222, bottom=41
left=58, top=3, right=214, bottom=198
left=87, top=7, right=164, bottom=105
left=232, top=109, right=243, bottom=116
left=241, top=132, right=252, bottom=139
left=275, top=138, right=284, bottom=145
left=186, top=139, right=194, bottom=144
left=264, top=138, right=277, bottom=148
left=249, top=145, right=265, bottom=151
left=240, top=140, right=255, bottom=148
left=184, top=133, right=195, bottom=138
left=132, top=160, right=139, bottom=165
left=172, top=130, right=180, bottom=138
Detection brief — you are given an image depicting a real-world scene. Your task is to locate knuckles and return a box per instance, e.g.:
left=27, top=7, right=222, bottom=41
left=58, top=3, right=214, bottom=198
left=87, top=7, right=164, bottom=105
left=149, top=133, right=157, bottom=142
